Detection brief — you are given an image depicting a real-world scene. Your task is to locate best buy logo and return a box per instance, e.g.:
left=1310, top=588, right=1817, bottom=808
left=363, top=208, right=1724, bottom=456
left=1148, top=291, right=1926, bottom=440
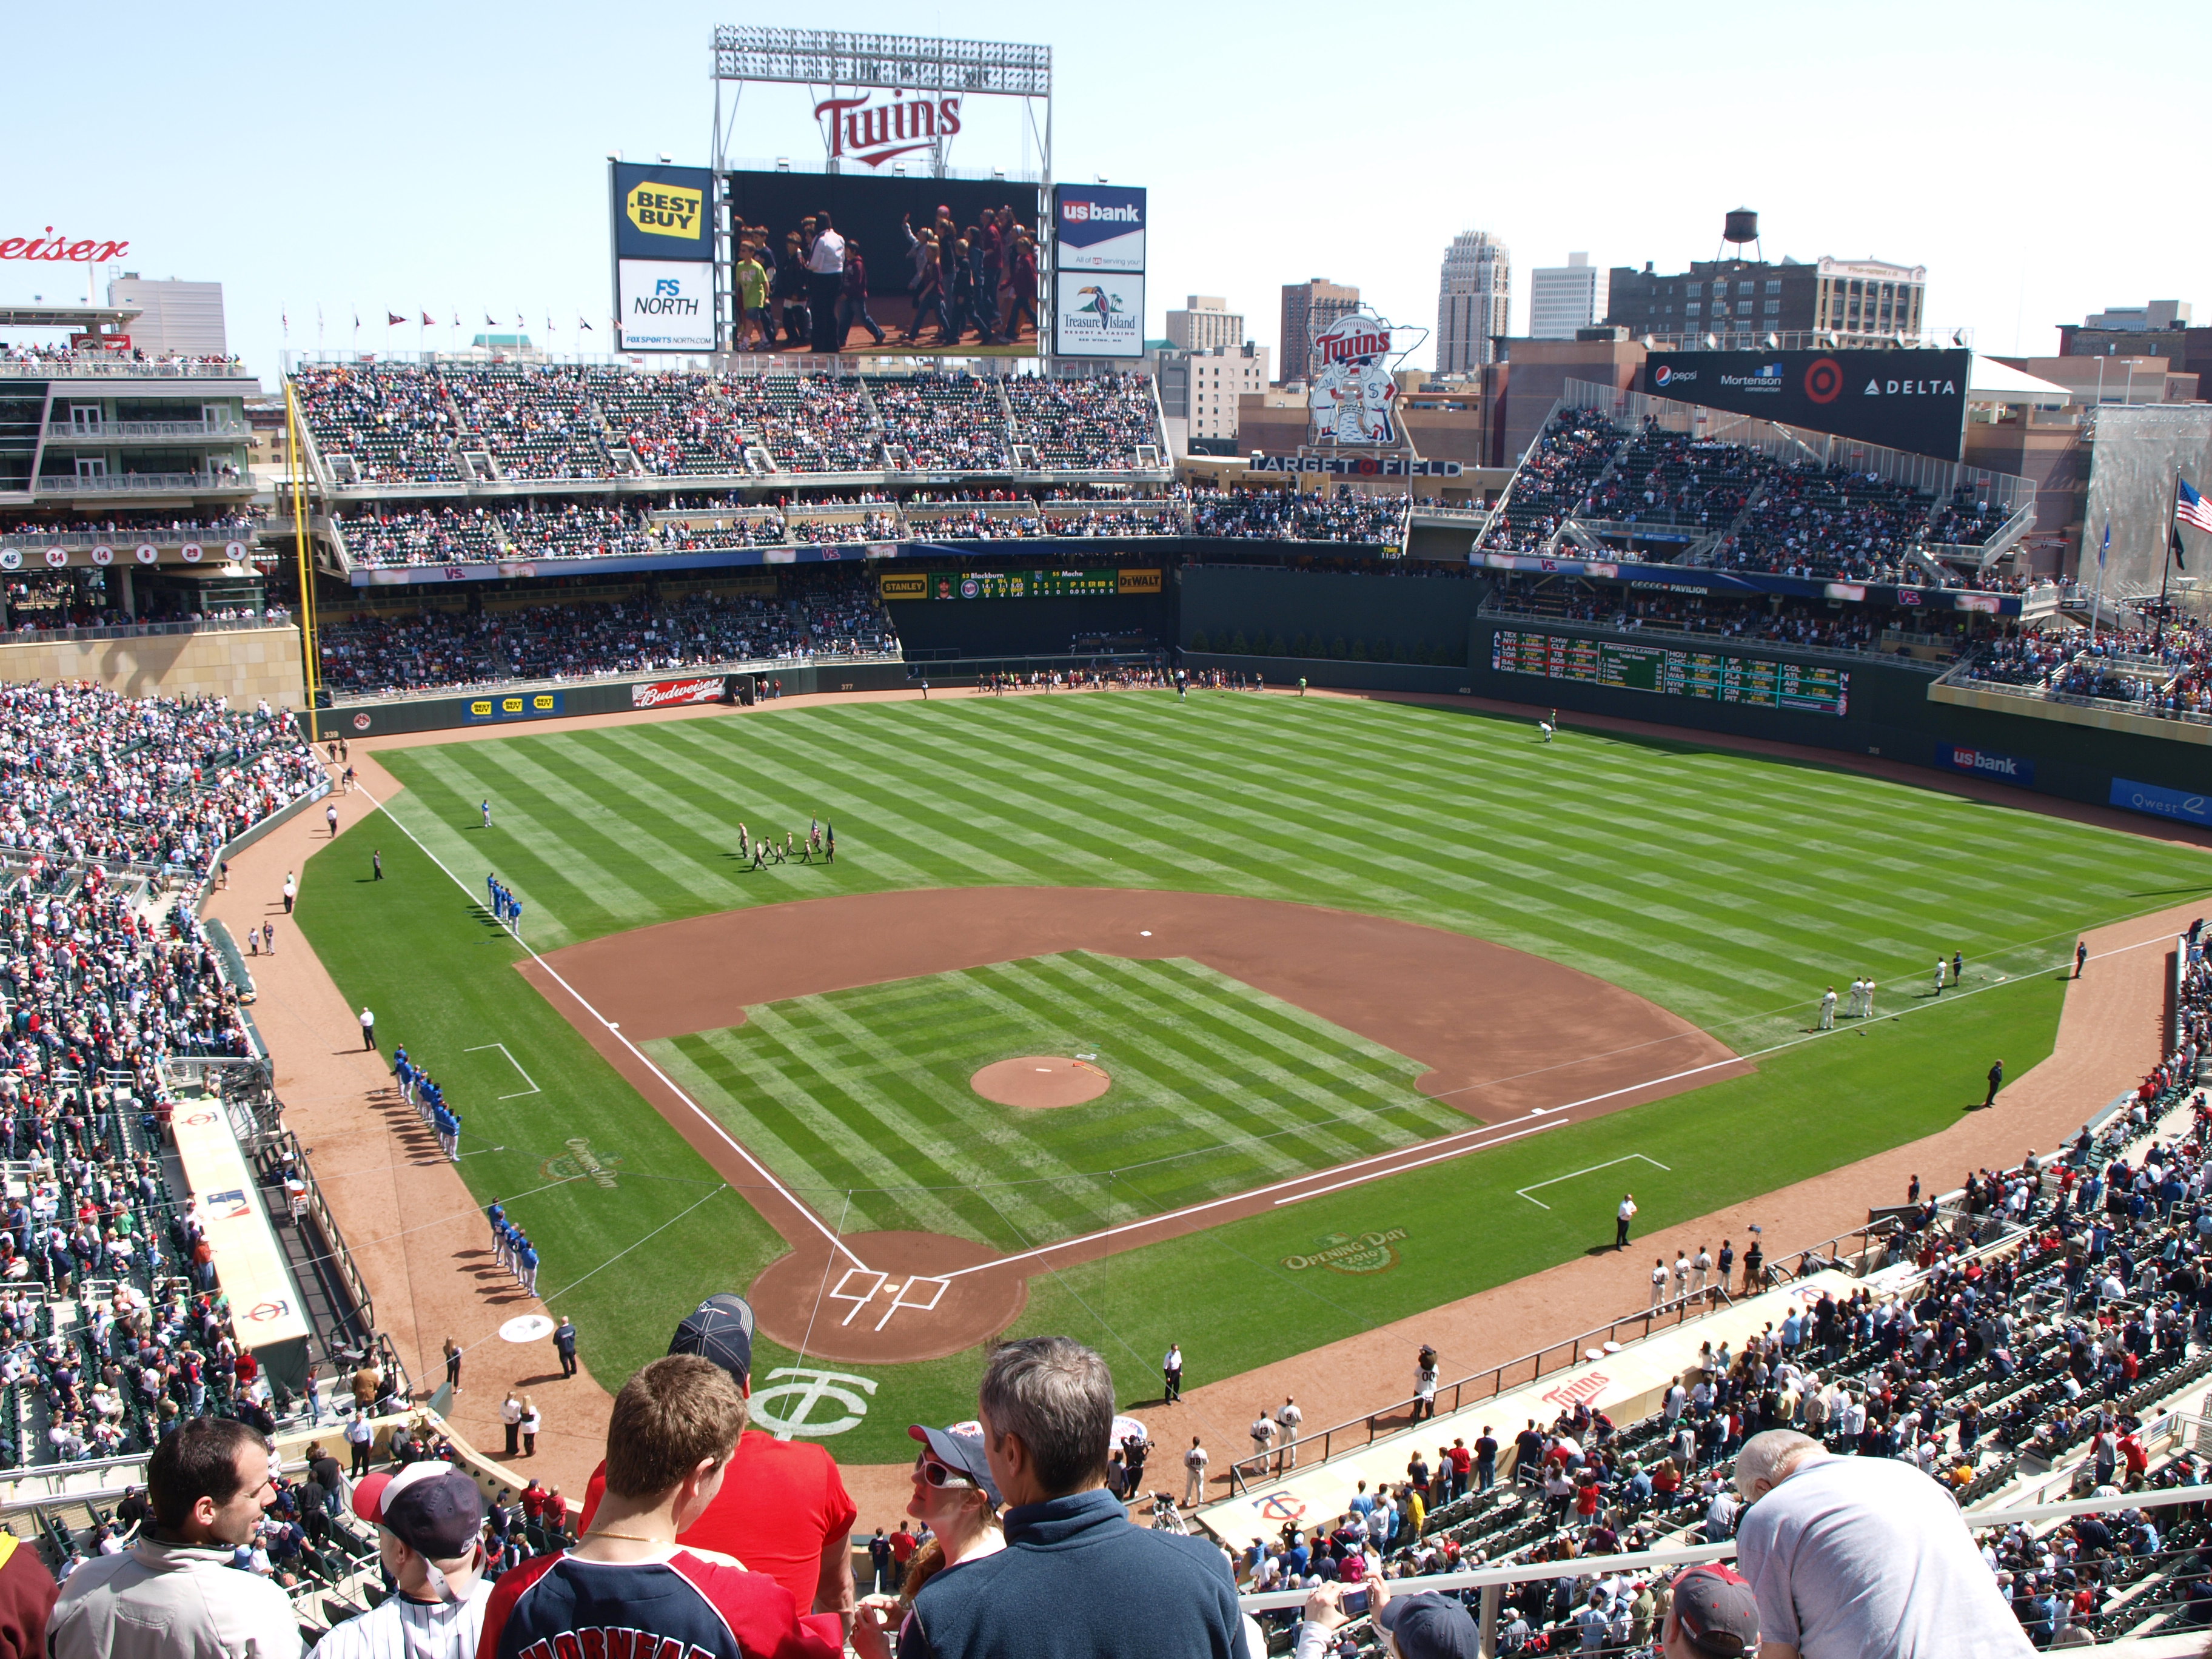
left=626, top=182, right=703, bottom=240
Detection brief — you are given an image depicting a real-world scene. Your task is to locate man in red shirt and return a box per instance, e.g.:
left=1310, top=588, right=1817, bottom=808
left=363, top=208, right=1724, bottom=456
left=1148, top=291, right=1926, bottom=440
left=576, top=1294, right=856, bottom=1633
left=481, top=1357, right=839, bottom=1659
left=887, top=1522, right=919, bottom=1590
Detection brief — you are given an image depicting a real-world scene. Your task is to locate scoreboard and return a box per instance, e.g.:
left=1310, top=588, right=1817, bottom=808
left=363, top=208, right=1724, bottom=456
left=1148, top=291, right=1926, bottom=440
left=1489, top=629, right=1850, bottom=717
left=885, top=569, right=1160, bottom=602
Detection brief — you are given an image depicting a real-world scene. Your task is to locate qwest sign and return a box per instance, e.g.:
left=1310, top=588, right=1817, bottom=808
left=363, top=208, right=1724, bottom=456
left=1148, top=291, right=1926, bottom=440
left=815, top=91, right=963, bottom=169
left=2, top=229, right=129, bottom=262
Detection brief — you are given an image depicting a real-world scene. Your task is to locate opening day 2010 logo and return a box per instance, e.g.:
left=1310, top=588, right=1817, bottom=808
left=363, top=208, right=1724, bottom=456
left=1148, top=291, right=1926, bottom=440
left=1281, top=1228, right=1407, bottom=1275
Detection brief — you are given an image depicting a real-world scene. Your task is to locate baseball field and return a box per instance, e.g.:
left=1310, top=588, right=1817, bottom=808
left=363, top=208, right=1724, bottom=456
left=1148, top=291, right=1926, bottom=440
left=295, top=689, right=2212, bottom=1460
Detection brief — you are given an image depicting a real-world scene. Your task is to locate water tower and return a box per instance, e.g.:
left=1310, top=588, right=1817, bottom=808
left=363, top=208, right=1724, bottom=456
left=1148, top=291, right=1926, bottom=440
left=1718, top=207, right=1763, bottom=264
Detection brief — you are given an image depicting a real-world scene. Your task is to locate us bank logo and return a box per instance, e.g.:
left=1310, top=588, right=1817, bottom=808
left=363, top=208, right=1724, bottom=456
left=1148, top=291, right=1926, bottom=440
left=1282, top=1228, right=1407, bottom=1275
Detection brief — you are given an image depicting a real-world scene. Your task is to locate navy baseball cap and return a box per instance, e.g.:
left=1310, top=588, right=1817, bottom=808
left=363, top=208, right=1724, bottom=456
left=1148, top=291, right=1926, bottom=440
left=910, top=1421, right=1002, bottom=1504
left=353, top=1461, right=485, bottom=1561
left=1376, top=1591, right=1481, bottom=1659
left=1672, top=1565, right=1761, bottom=1658
left=669, top=1293, right=755, bottom=1383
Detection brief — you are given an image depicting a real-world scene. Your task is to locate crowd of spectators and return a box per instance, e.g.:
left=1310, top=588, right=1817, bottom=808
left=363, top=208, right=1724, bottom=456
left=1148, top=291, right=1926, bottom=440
left=0, top=683, right=319, bottom=879
left=1004, top=374, right=1162, bottom=470
left=289, top=364, right=1170, bottom=483
left=1581, top=425, right=1766, bottom=533
left=790, top=513, right=902, bottom=545
left=1184, top=487, right=1407, bottom=544
left=443, top=366, right=620, bottom=482
left=868, top=375, right=1014, bottom=472
left=336, top=507, right=503, bottom=568
left=1720, top=464, right=1938, bottom=583
left=291, top=365, right=464, bottom=484
left=317, top=572, right=899, bottom=697
left=1238, top=931, right=2212, bottom=1654
left=1957, top=621, right=2212, bottom=722
left=1480, top=411, right=1632, bottom=552
left=0, top=512, right=264, bottom=549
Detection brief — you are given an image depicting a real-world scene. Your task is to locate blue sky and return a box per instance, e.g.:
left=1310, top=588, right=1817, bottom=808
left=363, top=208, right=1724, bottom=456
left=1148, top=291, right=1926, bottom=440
left=5, top=0, right=2203, bottom=383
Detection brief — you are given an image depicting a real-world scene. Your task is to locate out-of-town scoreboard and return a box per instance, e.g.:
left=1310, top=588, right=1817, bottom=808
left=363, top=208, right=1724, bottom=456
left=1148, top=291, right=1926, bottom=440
left=881, top=568, right=1162, bottom=601
left=1489, top=629, right=1851, bottom=716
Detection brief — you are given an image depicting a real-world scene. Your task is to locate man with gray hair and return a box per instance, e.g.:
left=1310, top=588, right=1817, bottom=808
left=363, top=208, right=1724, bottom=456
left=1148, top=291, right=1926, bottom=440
left=901, top=1335, right=1245, bottom=1657
left=1732, top=1429, right=2033, bottom=1659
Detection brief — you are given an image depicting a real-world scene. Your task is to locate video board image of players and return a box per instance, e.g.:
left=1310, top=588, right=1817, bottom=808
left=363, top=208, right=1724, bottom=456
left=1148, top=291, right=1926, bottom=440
left=729, top=172, right=1044, bottom=357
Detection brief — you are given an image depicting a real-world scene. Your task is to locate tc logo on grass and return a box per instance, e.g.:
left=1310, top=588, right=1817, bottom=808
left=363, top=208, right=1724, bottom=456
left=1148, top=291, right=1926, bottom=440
left=1281, top=1228, right=1407, bottom=1275
left=540, top=1138, right=622, bottom=1188
left=750, top=1368, right=878, bottom=1439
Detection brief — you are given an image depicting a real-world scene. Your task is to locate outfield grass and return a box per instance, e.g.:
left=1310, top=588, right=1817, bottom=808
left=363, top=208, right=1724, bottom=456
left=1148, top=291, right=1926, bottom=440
left=649, top=951, right=1468, bottom=1248
left=295, top=691, right=2212, bottom=1461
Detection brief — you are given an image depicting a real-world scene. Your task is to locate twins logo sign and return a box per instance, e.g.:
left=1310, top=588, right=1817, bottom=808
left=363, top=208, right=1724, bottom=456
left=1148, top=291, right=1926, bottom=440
left=1308, top=312, right=1425, bottom=447
left=748, top=1367, right=878, bottom=1439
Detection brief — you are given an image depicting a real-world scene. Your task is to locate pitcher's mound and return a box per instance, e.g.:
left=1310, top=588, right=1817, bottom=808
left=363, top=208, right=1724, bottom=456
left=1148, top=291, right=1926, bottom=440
left=972, top=1055, right=1110, bottom=1108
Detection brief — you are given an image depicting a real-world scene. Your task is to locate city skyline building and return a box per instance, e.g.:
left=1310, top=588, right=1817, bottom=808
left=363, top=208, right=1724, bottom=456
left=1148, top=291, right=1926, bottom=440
left=1436, top=230, right=1510, bottom=374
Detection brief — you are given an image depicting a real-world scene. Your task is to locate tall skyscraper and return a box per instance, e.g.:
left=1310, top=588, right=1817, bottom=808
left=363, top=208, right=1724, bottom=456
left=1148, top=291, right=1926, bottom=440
left=1529, top=253, right=1609, bottom=340
left=1279, top=278, right=1359, bottom=384
left=1436, top=232, right=1509, bottom=374
left=1166, top=296, right=1245, bottom=352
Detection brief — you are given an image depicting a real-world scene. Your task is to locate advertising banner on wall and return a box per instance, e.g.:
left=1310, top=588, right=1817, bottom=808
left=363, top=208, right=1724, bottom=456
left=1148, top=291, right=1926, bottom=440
left=728, top=169, right=1045, bottom=356
left=1640, top=348, right=1970, bottom=461
left=617, top=260, right=716, bottom=352
left=611, top=163, right=715, bottom=261
left=1053, top=270, right=1144, bottom=357
left=1053, top=184, right=1145, bottom=272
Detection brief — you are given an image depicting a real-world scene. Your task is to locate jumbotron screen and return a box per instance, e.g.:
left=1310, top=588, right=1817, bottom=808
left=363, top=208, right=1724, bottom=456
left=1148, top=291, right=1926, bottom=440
left=727, top=170, right=1044, bottom=357
left=1490, top=629, right=1851, bottom=716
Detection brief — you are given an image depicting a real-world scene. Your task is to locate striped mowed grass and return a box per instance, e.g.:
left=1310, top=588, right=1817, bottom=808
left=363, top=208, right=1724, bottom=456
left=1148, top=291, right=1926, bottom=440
left=378, top=689, right=2203, bottom=1053
left=646, top=951, right=1471, bottom=1251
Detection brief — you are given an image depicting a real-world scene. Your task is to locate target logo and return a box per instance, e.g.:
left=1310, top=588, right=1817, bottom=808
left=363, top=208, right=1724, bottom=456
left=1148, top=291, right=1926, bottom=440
left=1803, top=357, right=1845, bottom=404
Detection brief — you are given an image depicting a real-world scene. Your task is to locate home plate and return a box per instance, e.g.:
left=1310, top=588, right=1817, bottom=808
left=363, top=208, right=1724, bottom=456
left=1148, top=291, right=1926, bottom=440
left=500, top=1315, right=555, bottom=1343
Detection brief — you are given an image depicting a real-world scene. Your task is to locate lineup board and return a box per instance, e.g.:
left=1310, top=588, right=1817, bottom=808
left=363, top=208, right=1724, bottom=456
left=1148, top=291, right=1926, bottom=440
left=1489, top=629, right=1850, bottom=717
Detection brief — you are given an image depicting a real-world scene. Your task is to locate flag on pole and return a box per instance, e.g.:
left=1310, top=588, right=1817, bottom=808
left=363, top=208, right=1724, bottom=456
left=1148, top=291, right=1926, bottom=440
left=2178, top=478, right=2212, bottom=537
left=578, top=317, right=592, bottom=331
left=2099, top=521, right=2109, bottom=569
left=421, top=312, right=435, bottom=327
left=484, top=312, right=497, bottom=326
left=2173, top=521, right=2189, bottom=572
left=387, top=312, right=405, bottom=326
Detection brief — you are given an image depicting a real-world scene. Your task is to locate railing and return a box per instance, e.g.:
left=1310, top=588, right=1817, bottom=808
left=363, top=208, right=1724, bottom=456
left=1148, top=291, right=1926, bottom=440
left=0, top=615, right=292, bottom=646
left=1936, top=651, right=2212, bottom=729
left=0, top=525, right=260, bottom=550
left=33, top=471, right=250, bottom=495
left=327, top=647, right=903, bottom=707
left=44, top=420, right=251, bottom=442
left=0, top=357, right=253, bottom=380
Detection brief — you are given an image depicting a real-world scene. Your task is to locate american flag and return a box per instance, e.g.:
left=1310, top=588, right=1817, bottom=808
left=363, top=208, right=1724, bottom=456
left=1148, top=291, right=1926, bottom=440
left=2177, top=478, right=2212, bottom=536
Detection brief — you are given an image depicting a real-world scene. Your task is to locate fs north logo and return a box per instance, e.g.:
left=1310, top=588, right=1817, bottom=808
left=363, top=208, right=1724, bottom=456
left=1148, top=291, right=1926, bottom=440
left=1309, top=312, right=1421, bottom=446
left=625, top=181, right=703, bottom=240
left=814, top=90, right=962, bottom=169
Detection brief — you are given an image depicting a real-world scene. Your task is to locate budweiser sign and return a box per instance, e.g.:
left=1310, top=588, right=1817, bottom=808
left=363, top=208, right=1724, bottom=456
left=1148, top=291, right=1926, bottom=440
left=631, top=675, right=726, bottom=710
left=1, top=229, right=130, bottom=263
left=814, top=91, right=963, bottom=169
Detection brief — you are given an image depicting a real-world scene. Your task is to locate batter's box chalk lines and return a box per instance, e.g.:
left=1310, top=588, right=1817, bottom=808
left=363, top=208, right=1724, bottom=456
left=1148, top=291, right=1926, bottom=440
left=827, top=1267, right=950, bottom=1329
left=464, top=1041, right=541, bottom=1100
left=1516, top=1153, right=1672, bottom=1210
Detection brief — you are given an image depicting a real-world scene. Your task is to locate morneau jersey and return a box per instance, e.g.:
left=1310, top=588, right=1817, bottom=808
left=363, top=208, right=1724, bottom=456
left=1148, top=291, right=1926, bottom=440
left=477, top=1547, right=842, bottom=1659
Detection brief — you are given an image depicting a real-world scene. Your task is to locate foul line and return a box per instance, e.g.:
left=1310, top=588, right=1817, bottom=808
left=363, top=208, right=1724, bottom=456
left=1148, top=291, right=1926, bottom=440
left=464, top=1041, right=540, bottom=1101
left=352, top=779, right=868, bottom=1272
left=940, top=927, right=2180, bottom=1278
left=1517, top=1152, right=1672, bottom=1210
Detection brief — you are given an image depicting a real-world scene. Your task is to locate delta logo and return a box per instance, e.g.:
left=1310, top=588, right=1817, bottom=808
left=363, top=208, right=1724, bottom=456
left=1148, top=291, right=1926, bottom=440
left=626, top=181, right=703, bottom=241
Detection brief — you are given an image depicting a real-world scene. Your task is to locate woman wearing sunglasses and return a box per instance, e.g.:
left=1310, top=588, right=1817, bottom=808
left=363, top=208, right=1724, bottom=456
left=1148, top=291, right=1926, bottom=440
left=851, top=1423, right=1006, bottom=1659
